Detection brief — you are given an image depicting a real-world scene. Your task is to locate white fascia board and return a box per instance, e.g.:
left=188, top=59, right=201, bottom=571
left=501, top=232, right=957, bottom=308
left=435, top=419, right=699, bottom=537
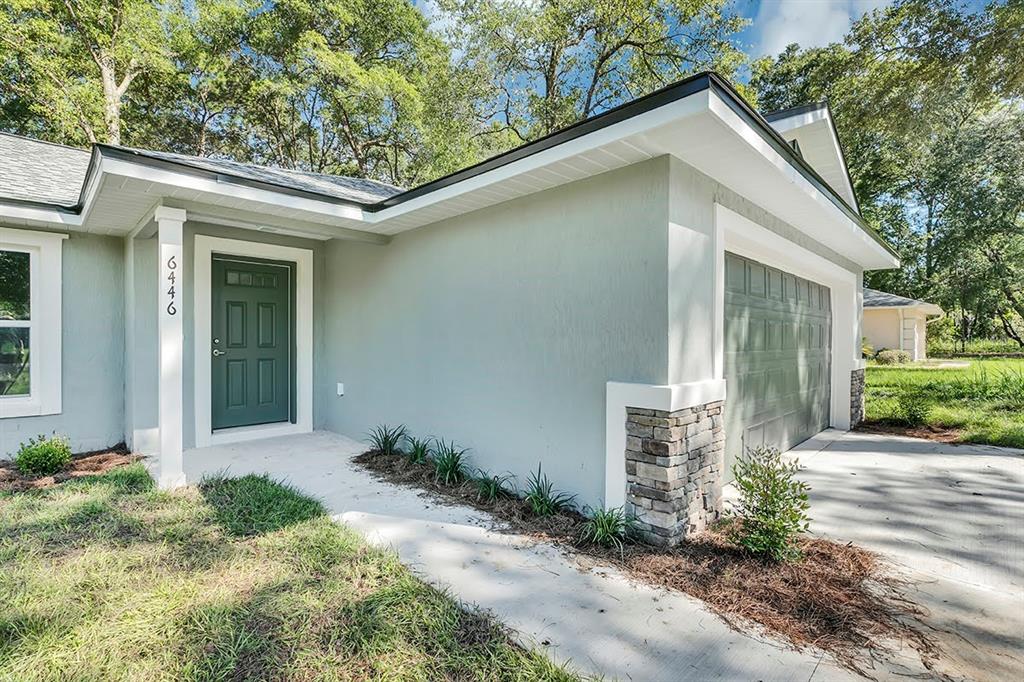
left=365, top=91, right=711, bottom=225
left=0, top=202, right=84, bottom=227
left=100, top=157, right=366, bottom=222
left=707, top=92, right=897, bottom=271
left=770, top=109, right=859, bottom=212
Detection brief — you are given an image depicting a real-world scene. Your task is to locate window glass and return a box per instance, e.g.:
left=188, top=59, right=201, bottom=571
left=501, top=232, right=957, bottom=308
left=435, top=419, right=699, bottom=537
left=0, top=327, right=29, bottom=396
left=0, top=250, right=30, bottom=320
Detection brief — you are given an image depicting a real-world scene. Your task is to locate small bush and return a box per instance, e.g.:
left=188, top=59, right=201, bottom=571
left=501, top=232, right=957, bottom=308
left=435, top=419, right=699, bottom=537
left=367, top=424, right=406, bottom=456
left=875, top=349, right=911, bottom=365
left=14, top=434, right=72, bottom=476
left=524, top=464, right=576, bottom=516
left=431, top=439, right=469, bottom=486
left=894, top=386, right=930, bottom=425
left=473, top=471, right=514, bottom=503
left=405, top=435, right=431, bottom=464
left=861, top=336, right=874, bottom=359
left=730, top=446, right=810, bottom=562
left=580, top=506, right=633, bottom=553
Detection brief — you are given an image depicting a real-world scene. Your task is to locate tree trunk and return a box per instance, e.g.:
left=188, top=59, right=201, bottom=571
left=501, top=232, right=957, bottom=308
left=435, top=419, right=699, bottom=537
left=98, top=59, right=122, bottom=145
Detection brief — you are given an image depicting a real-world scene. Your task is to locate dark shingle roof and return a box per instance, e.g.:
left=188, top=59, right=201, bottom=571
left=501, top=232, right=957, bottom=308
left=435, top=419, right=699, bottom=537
left=0, top=133, right=91, bottom=207
left=0, top=132, right=405, bottom=208
left=864, top=288, right=931, bottom=308
left=114, top=147, right=404, bottom=204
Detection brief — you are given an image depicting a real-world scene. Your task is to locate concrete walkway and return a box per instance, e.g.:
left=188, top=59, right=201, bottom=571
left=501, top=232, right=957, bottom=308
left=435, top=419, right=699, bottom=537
left=771, top=430, right=1024, bottom=682
left=175, top=431, right=856, bottom=681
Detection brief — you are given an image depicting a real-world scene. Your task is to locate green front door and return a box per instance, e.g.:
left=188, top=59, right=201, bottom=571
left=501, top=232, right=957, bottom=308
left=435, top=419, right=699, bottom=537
left=211, top=256, right=294, bottom=430
left=723, top=252, right=832, bottom=480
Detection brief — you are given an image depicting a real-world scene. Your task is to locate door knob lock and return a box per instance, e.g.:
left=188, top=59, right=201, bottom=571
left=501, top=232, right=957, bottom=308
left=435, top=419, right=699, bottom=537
left=212, top=349, right=226, bottom=357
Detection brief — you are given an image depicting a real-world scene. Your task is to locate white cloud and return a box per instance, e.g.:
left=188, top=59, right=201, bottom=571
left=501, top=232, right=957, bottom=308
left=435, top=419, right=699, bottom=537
left=753, top=0, right=894, bottom=57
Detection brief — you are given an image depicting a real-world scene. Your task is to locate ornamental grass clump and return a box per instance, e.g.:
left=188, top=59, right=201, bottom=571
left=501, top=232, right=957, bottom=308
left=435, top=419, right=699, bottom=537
left=524, top=464, right=576, bottom=517
left=15, top=434, right=72, bottom=476
left=730, top=446, right=810, bottom=562
left=367, top=424, right=406, bottom=456
left=405, top=435, right=431, bottom=464
left=580, top=506, right=633, bottom=554
left=473, top=471, right=514, bottom=503
left=431, top=439, right=469, bottom=486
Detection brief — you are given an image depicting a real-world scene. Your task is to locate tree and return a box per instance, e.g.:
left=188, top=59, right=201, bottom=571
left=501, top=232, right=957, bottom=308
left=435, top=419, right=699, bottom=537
left=751, top=0, right=1023, bottom=347
left=437, top=0, right=748, bottom=140
left=0, top=0, right=173, bottom=145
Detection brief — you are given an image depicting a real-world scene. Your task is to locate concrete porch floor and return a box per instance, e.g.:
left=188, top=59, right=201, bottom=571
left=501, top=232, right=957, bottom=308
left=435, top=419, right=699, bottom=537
left=159, top=430, right=861, bottom=681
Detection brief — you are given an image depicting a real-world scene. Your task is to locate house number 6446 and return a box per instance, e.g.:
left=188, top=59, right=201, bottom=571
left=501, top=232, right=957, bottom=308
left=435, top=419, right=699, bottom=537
left=165, top=255, right=178, bottom=316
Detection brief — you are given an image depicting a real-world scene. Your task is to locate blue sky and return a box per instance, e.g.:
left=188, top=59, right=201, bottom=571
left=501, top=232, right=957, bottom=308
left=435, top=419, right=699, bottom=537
left=734, top=0, right=989, bottom=58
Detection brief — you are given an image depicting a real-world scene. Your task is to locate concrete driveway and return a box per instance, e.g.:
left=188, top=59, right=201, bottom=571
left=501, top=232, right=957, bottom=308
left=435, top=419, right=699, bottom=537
left=783, top=430, right=1024, bottom=681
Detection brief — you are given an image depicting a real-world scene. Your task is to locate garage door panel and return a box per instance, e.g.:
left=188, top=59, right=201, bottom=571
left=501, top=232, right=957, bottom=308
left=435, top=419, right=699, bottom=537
left=724, top=252, right=832, bottom=480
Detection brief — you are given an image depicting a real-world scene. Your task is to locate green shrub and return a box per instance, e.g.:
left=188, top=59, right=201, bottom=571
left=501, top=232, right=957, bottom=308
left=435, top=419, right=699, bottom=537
left=730, top=446, right=810, bottom=562
left=894, top=385, right=930, bottom=425
left=473, top=471, right=514, bottom=503
left=875, top=349, right=911, bottom=365
left=14, top=434, right=72, bottom=476
left=367, top=424, right=406, bottom=456
left=861, top=336, right=874, bottom=359
left=524, top=464, right=576, bottom=516
left=580, top=506, right=633, bottom=553
left=431, top=439, right=469, bottom=486
left=405, top=435, right=431, bottom=464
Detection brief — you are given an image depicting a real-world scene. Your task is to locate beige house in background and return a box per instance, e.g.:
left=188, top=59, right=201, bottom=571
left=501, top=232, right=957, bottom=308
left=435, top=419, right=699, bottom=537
left=863, top=288, right=943, bottom=361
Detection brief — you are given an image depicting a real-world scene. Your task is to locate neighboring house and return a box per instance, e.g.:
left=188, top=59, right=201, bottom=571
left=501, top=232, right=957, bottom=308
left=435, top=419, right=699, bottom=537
left=863, top=288, right=944, bottom=361
left=0, top=73, right=897, bottom=545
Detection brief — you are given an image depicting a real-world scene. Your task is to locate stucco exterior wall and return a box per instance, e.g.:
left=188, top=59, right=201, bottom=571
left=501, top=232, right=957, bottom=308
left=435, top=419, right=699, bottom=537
left=318, top=158, right=672, bottom=505
left=1, top=231, right=125, bottom=456
left=863, top=308, right=902, bottom=353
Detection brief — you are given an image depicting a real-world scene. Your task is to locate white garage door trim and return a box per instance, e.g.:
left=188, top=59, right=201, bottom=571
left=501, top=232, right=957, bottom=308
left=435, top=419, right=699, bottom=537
left=713, top=204, right=860, bottom=432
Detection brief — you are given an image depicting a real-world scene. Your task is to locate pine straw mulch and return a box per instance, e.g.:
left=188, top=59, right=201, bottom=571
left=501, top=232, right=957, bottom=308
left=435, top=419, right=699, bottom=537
left=857, top=420, right=965, bottom=444
left=0, top=443, right=138, bottom=492
left=354, top=448, right=943, bottom=679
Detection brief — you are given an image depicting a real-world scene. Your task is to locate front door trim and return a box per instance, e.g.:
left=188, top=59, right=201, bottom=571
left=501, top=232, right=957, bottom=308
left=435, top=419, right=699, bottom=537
left=194, top=235, right=313, bottom=447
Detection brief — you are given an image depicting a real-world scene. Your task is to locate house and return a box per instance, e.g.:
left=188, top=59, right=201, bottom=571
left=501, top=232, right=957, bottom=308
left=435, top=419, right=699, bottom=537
left=0, top=73, right=897, bottom=545
left=863, top=288, right=943, bottom=361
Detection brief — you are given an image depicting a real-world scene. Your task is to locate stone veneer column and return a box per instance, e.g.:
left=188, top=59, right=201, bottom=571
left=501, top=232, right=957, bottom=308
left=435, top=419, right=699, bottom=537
left=624, top=400, right=725, bottom=546
left=850, top=367, right=866, bottom=428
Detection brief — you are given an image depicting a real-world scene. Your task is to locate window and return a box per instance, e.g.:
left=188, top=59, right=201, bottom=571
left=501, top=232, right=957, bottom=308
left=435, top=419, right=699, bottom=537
left=0, top=228, right=65, bottom=418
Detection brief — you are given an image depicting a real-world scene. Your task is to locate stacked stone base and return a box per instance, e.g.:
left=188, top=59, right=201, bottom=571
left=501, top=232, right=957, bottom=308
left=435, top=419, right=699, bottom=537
left=624, top=400, right=725, bottom=546
left=850, top=367, right=866, bottom=427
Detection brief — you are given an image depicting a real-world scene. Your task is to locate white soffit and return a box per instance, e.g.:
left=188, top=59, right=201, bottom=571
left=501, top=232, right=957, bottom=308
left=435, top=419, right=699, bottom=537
left=768, top=108, right=858, bottom=211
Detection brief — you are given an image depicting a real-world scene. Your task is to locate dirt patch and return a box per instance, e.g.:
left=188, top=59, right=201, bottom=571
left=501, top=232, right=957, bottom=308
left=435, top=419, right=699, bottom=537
left=355, top=449, right=941, bottom=678
left=0, top=443, right=138, bottom=492
left=857, top=420, right=965, bottom=444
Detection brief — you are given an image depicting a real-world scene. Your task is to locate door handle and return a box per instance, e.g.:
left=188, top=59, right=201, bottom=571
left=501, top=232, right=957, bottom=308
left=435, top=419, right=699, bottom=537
left=212, top=349, right=226, bottom=357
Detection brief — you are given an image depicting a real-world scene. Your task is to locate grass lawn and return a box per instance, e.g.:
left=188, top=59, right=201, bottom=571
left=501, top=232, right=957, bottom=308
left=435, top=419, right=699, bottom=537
left=865, top=357, right=1024, bottom=448
left=0, top=465, right=576, bottom=681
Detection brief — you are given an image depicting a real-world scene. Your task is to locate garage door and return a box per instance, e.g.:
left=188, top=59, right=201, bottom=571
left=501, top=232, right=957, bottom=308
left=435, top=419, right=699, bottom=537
left=724, top=252, right=831, bottom=479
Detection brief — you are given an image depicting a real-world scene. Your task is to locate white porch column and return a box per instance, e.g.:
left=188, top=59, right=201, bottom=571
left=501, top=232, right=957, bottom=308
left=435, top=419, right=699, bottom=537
left=156, top=206, right=187, bottom=489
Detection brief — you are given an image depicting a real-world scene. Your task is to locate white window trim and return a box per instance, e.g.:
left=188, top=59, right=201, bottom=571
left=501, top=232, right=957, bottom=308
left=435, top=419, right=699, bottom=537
left=193, top=235, right=313, bottom=448
left=0, top=227, right=66, bottom=419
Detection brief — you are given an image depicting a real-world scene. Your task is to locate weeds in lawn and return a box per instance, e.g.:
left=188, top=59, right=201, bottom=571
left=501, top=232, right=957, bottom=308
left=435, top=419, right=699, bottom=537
left=367, top=424, right=407, bottom=456
left=895, top=384, right=930, bottom=425
left=405, top=435, right=431, bottom=464
left=580, top=506, right=633, bottom=554
left=432, top=439, right=469, bottom=486
left=473, top=471, right=514, bottom=503
left=198, top=473, right=323, bottom=537
left=524, top=464, right=576, bottom=517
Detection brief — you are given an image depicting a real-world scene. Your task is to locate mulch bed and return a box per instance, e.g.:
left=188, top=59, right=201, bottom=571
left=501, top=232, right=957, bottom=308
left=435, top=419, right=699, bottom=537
left=857, top=420, right=965, bottom=444
left=354, top=449, right=941, bottom=678
left=0, top=443, right=138, bottom=492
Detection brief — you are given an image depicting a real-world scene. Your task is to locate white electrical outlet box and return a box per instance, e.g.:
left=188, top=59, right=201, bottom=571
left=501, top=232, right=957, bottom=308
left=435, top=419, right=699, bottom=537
left=336, top=383, right=345, bottom=396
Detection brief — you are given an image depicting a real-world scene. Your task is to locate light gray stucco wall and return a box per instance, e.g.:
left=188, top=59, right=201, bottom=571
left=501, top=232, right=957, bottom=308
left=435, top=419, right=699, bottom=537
left=318, top=157, right=672, bottom=505
left=1, top=230, right=125, bottom=456
left=126, top=222, right=326, bottom=452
